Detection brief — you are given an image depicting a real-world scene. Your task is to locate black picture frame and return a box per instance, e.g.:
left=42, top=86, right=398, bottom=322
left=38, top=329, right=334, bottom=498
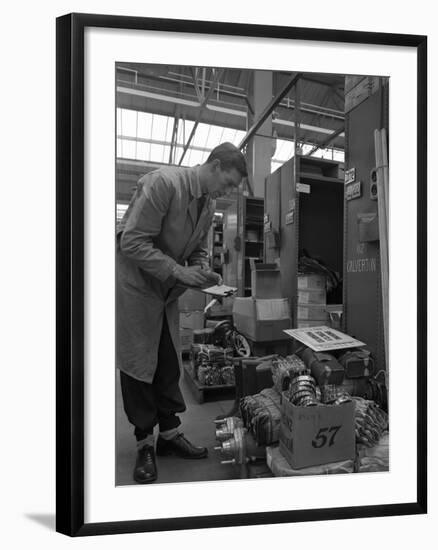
left=56, top=12, right=427, bottom=537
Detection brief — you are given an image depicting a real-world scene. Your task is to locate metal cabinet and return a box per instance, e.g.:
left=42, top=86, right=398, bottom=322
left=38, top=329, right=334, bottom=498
left=222, top=196, right=264, bottom=297
left=344, top=79, right=389, bottom=373
left=264, top=155, right=344, bottom=325
left=207, top=213, right=224, bottom=279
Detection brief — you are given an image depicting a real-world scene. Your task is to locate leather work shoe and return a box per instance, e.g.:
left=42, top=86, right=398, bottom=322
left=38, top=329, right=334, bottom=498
left=133, top=444, right=157, bottom=483
left=156, top=433, right=208, bottom=459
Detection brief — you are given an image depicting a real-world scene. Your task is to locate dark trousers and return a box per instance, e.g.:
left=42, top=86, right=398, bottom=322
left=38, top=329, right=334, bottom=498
left=120, top=316, right=186, bottom=441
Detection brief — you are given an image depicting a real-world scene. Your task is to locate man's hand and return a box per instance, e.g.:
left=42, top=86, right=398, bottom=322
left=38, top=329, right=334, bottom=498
left=173, top=265, right=210, bottom=287
left=203, top=270, right=223, bottom=286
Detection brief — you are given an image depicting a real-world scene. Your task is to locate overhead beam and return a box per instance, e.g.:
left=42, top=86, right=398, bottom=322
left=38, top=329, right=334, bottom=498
left=300, top=75, right=343, bottom=91
left=117, top=86, right=345, bottom=127
left=169, top=113, right=179, bottom=164
left=190, top=67, right=203, bottom=102
left=178, top=68, right=224, bottom=165
left=305, top=126, right=345, bottom=156
left=294, top=77, right=301, bottom=155
left=238, top=72, right=302, bottom=150
left=331, top=87, right=345, bottom=110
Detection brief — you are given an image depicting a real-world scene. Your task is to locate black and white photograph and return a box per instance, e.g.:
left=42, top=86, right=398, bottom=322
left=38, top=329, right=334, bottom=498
left=53, top=12, right=427, bottom=537
left=115, top=63, right=390, bottom=486
left=2, top=0, right=435, bottom=546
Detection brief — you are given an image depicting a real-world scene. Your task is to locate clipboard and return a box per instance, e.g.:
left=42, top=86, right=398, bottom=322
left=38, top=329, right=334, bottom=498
left=200, top=284, right=238, bottom=298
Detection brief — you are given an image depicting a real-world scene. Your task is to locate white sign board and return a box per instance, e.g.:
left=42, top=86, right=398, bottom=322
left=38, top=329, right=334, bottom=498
left=283, top=326, right=366, bottom=352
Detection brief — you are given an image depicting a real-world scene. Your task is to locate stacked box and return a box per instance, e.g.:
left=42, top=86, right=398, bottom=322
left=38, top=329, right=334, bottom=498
left=178, top=288, right=206, bottom=311
left=179, top=311, right=204, bottom=331
left=296, top=320, right=329, bottom=329
left=180, top=329, right=194, bottom=353
left=297, top=304, right=328, bottom=320
left=297, top=288, right=326, bottom=304
left=297, top=274, right=327, bottom=328
left=179, top=309, right=204, bottom=352
left=297, top=273, right=325, bottom=290
left=251, top=263, right=282, bottom=299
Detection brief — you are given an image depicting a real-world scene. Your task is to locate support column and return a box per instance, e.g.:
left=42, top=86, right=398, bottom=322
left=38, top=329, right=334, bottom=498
left=247, top=71, right=273, bottom=198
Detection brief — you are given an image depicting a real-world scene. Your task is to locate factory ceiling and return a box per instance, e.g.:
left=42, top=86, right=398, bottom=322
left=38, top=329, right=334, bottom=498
left=116, top=63, right=346, bottom=154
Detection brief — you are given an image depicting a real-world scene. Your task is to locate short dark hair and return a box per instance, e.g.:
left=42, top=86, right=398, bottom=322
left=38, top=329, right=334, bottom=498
left=206, top=142, right=248, bottom=177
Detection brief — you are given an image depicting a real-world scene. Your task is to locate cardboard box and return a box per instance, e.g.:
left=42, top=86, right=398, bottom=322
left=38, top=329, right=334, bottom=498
left=251, top=263, right=282, bottom=299
left=233, top=297, right=291, bottom=342
left=178, top=289, right=206, bottom=311
left=297, top=304, right=329, bottom=321
left=267, top=444, right=354, bottom=477
left=279, top=393, right=356, bottom=469
left=297, top=288, right=326, bottom=305
left=297, top=320, right=329, bottom=328
left=179, top=311, right=204, bottom=331
left=208, top=296, right=234, bottom=315
left=297, top=274, right=326, bottom=290
left=180, top=329, right=193, bottom=352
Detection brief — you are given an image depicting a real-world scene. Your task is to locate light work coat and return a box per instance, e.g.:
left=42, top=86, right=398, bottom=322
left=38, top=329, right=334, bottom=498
left=117, top=165, right=214, bottom=382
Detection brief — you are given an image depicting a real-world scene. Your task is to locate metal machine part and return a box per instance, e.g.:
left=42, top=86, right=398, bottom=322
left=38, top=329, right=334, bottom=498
left=215, top=426, right=248, bottom=466
left=214, top=422, right=266, bottom=466
left=321, top=384, right=352, bottom=405
left=214, top=417, right=244, bottom=442
left=353, top=396, right=388, bottom=447
left=212, top=320, right=252, bottom=358
left=286, top=374, right=319, bottom=406
left=271, top=355, right=308, bottom=393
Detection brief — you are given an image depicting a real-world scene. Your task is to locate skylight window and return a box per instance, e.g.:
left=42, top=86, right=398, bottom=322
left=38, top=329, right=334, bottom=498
left=120, top=109, right=138, bottom=138
left=137, top=112, right=153, bottom=140
left=273, top=139, right=294, bottom=163
left=205, top=125, right=224, bottom=149
left=221, top=127, right=238, bottom=144
left=192, top=123, right=211, bottom=148
left=151, top=114, right=171, bottom=142
left=116, top=108, right=344, bottom=170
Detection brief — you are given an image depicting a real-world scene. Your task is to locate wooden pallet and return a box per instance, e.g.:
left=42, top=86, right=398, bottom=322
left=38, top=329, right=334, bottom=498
left=183, top=364, right=235, bottom=404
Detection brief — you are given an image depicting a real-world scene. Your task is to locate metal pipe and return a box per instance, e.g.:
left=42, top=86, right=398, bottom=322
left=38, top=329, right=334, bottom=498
left=305, top=126, right=345, bottom=156
left=238, top=73, right=302, bottom=150
left=190, top=67, right=203, bottom=102
left=294, top=77, right=301, bottom=155
left=169, top=115, right=179, bottom=164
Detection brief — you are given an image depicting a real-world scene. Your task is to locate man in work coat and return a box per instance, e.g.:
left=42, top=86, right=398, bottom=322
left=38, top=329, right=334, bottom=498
left=117, top=142, right=248, bottom=483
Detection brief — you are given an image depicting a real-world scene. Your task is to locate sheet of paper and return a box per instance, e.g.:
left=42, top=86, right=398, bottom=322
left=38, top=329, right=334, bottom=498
left=283, top=326, right=366, bottom=352
left=201, top=284, right=238, bottom=297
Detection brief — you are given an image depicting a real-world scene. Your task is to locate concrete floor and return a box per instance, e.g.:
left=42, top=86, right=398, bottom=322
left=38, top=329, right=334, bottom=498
left=116, top=364, right=259, bottom=486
